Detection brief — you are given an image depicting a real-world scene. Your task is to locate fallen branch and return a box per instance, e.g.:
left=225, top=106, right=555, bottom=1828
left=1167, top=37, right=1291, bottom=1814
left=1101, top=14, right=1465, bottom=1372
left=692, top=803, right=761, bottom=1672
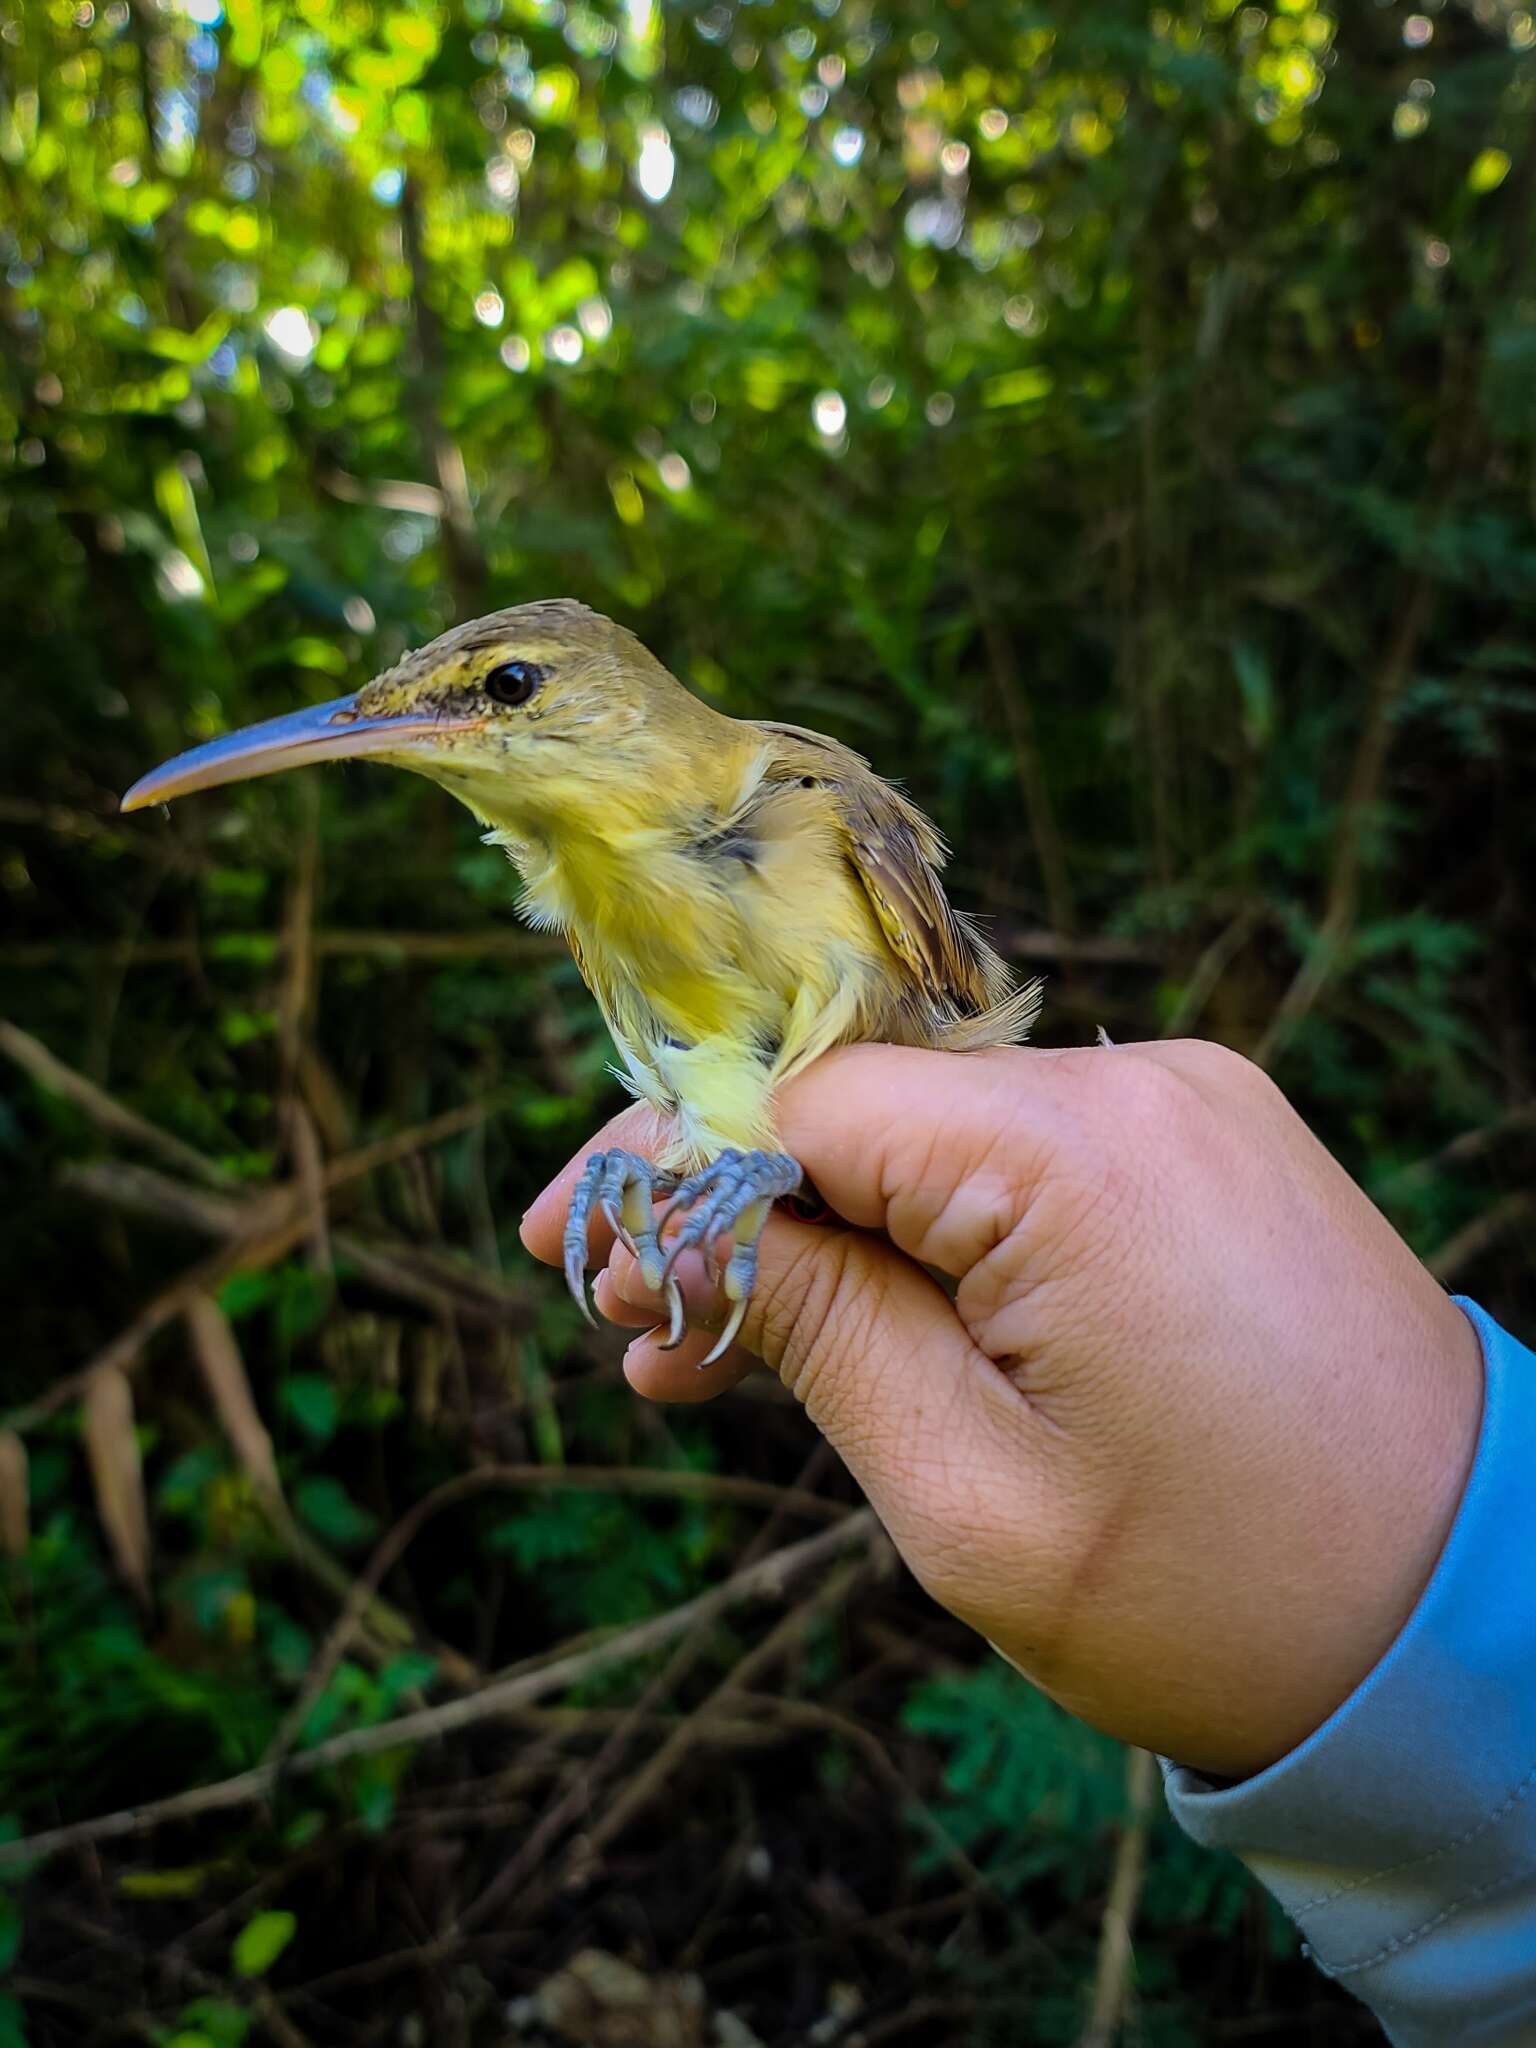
left=1428, top=1192, right=1535, bottom=1285
left=60, top=1157, right=538, bottom=1327
left=5, top=1087, right=536, bottom=1433
left=465, top=1551, right=874, bottom=1932
left=743, top=1693, right=997, bottom=1904
left=0, top=1017, right=234, bottom=1187
left=2, top=1215, right=315, bottom=1434
left=1077, top=1746, right=1159, bottom=2048
left=0, top=1510, right=877, bottom=1871
left=264, top=1461, right=852, bottom=1770
left=184, top=1294, right=456, bottom=1677
left=1159, top=906, right=1263, bottom=1042
left=1383, top=1103, right=1536, bottom=1193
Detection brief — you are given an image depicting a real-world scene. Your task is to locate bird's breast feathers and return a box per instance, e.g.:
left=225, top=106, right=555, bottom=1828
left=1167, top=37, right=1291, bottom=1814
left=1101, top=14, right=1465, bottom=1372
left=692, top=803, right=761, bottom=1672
left=484, top=736, right=1037, bottom=1162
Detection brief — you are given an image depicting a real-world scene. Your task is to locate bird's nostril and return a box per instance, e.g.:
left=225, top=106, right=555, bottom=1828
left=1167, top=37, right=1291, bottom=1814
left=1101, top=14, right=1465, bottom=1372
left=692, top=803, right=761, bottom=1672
left=327, top=708, right=360, bottom=725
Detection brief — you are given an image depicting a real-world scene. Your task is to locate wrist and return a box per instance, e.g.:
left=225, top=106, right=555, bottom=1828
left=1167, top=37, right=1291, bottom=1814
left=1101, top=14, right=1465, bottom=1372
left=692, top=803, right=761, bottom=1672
left=1219, top=1286, right=1485, bottom=1779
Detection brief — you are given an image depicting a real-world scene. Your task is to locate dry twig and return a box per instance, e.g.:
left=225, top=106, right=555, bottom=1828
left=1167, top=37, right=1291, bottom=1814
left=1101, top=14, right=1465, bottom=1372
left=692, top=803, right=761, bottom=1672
left=464, top=1551, right=875, bottom=1931
left=59, top=1157, right=537, bottom=1329
left=0, top=1510, right=877, bottom=1871
left=264, top=1461, right=852, bottom=1771
left=1383, top=1103, right=1536, bottom=1193
left=0, top=1432, right=29, bottom=1559
left=0, top=1016, right=233, bottom=1187
left=1428, top=1192, right=1535, bottom=1284
left=1077, top=1746, right=1159, bottom=2048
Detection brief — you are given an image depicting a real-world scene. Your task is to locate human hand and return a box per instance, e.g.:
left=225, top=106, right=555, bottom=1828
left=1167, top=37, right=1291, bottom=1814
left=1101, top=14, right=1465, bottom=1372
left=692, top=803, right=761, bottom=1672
left=521, top=1041, right=1483, bottom=1778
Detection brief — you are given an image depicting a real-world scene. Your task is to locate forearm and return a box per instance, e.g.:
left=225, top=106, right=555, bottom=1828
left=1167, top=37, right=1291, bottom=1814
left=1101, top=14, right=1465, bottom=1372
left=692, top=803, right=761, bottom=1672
left=1164, top=1302, right=1536, bottom=2045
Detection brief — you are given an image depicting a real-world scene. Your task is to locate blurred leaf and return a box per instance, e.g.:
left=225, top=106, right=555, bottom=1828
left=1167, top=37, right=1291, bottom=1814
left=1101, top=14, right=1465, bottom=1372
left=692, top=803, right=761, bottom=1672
left=273, top=1268, right=333, bottom=1346
left=1468, top=147, right=1511, bottom=193
left=231, top=1909, right=297, bottom=1980
left=279, top=1375, right=338, bottom=1443
left=293, top=1477, right=378, bottom=1551
left=377, top=1651, right=438, bottom=1706
left=170, top=1998, right=253, bottom=2047
left=353, top=1768, right=396, bottom=1833
left=216, top=1273, right=279, bottom=1322
left=146, top=315, right=232, bottom=366
left=118, top=1863, right=223, bottom=1900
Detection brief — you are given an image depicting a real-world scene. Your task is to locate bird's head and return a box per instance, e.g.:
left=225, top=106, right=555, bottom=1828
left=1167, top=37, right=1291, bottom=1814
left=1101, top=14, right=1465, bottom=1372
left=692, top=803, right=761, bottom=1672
left=122, top=599, right=716, bottom=838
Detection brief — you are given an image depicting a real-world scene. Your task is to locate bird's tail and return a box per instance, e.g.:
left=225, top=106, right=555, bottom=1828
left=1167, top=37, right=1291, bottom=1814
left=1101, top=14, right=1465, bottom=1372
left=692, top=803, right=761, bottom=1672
left=939, top=975, right=1044, bottom=1052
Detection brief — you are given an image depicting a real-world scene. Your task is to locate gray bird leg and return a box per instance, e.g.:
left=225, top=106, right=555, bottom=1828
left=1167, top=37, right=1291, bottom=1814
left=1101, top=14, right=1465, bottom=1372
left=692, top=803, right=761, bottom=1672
left=564, top=1149, right=684, bottom=1344
left=658, top=1149, right=804, bottom=1365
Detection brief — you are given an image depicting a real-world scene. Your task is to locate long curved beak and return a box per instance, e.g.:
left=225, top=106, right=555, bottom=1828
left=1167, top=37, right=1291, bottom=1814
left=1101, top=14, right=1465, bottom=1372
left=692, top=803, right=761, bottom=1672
left=121, top=694, right=482, bottom=813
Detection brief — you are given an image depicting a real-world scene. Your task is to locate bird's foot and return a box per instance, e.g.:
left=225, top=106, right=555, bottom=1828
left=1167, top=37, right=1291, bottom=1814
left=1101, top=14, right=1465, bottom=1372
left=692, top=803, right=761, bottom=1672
left=660, top=1149, right=803, bottom=1367
left=564, top=1149, right=683, bottom=1343
left=564, top=1146, right=803, bottom=1366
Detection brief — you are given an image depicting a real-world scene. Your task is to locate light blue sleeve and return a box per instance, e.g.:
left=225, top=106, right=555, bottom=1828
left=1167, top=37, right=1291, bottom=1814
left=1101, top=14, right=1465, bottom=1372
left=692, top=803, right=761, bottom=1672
left=1163, top=1300, right=1536, bottom=2045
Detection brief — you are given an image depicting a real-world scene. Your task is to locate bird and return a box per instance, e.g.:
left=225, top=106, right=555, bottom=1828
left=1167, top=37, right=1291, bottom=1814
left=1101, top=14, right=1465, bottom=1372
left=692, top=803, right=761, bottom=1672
left=122, top=600, right=1041, bottom=1362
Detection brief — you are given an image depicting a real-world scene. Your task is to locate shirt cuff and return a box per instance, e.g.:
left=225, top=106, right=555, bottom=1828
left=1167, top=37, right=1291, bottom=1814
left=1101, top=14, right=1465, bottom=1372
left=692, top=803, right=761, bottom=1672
left=1163, top=1299, right=1536, bottom=2045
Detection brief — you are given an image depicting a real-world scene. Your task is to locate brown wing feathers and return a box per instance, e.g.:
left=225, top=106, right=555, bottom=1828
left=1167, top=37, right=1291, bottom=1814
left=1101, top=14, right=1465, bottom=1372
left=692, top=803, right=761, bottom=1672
left=753, top=721, right=1039, bottom=1048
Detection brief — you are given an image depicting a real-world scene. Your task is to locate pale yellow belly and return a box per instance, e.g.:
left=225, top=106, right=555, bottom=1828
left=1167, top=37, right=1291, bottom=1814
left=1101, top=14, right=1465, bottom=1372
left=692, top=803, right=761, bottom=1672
left=585, top=855, right=893, bottom=1167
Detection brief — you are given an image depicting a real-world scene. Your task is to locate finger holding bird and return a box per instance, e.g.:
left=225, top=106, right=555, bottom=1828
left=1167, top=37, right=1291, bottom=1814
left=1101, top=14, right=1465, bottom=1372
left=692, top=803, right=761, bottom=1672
left=521, top=1099, right=765, bottom=1377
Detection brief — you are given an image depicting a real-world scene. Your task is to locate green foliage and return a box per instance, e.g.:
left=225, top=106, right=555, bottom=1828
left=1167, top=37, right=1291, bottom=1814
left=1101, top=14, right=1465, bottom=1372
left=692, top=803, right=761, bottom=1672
left=489, top=1488, right=716, bottom=1628
left=229, top=1909, right=295, bottom=1980
left=278, top=1373, right=338, bottom=1443
left=906, top=1664, right=1303, bottom=2038
left=297, top=1650, right=438, bottom=1748
left=905, top=1661, right=1132, bottom=1896
left=292, top=1473, right=380, bottom=1550
left=160, top=2000, right=253, bottom=2048
left=0, top=1518, right=279, bottom=1815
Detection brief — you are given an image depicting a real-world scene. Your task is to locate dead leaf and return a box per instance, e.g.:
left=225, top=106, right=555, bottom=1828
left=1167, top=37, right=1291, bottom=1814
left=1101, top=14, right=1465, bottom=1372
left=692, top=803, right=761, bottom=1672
left=186, top=1294, right=282, bottom=1503
left=83, top=1366, right=152, bottom=1605
left=0, top=1430, right=28, bottom=1558
left=522, top=1949, right=714, bottom=2048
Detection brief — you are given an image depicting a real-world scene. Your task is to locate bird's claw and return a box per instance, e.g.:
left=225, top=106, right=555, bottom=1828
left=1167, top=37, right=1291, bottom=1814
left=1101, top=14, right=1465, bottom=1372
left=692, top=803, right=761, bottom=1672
left=564, top=1149, right=680, bottom=1334
left=658, top=1149, right=803, bottom=1366
left=564, top=1146, right=802, bottom=1366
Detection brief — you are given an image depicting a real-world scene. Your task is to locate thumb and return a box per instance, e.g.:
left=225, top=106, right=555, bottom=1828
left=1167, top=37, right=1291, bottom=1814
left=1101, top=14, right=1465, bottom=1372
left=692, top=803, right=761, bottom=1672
left=611, top=1213, right=1064, bottom=1640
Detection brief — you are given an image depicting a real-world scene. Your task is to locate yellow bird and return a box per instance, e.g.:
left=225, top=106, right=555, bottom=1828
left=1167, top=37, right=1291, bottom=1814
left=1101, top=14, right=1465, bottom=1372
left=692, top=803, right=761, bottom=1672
left=123, top=601, right=1040, bottom=1360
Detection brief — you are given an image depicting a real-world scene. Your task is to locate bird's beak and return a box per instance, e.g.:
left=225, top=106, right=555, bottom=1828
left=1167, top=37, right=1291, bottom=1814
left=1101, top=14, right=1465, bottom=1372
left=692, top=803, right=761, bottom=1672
left=120, top=693, right=483, bottom=813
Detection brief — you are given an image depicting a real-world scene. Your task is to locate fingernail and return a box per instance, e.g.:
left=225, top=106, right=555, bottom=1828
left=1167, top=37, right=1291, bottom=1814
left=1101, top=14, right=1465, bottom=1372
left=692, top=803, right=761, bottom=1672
left=610, top=1252, right=655, bottom=1305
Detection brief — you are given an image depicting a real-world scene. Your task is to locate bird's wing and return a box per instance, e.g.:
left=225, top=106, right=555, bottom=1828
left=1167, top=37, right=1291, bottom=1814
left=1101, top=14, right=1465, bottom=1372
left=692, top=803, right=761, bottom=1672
left=752, top=721, right=1033, bottom=1040
left=839, top=782, right=999, bottom=1012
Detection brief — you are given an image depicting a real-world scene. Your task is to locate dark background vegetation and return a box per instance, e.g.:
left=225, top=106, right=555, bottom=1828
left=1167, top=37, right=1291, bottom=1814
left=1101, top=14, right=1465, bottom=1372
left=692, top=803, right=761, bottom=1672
left=1, top=0, right=1533, bottom=2040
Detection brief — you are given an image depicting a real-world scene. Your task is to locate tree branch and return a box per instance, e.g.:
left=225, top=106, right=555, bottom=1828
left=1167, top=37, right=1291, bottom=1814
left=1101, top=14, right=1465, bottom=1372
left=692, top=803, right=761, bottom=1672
left=0, top=1511, right=877, bottom=1872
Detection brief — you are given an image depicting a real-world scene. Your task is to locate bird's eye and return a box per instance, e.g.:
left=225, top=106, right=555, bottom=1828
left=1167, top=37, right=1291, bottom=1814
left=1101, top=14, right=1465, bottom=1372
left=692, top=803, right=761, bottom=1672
left=484, top=660, right=545, bottom=708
